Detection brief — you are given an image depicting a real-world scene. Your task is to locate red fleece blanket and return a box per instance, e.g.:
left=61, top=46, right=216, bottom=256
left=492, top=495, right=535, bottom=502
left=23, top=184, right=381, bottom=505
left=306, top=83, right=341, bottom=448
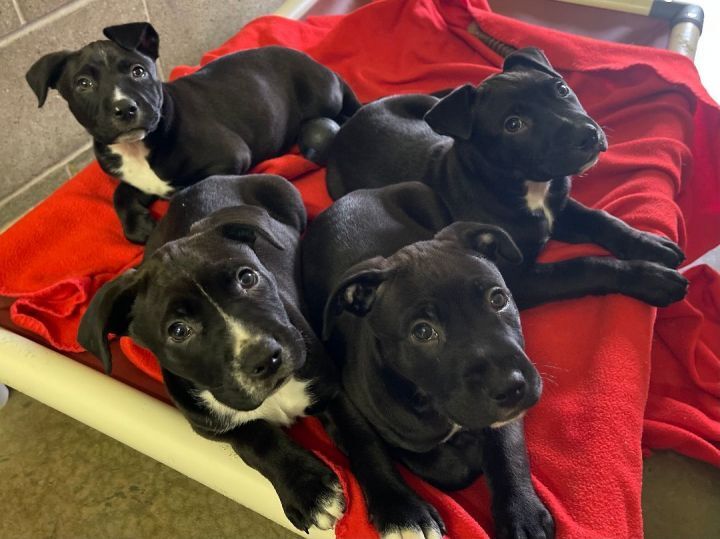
left=1, top=1, right=719, bottom=537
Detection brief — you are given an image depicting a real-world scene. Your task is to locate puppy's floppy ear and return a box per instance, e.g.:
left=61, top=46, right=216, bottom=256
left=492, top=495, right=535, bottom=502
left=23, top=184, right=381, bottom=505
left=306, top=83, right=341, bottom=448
left=77, top=269, right=142, bottom=374
left=190, top=205, right=286, bottom=250
left=423, top=84, right=477, bottom=140
left=503, top=47, right=560, bottom=78
left=103, top=22, right=159, bottom=60
left=232, top=174, right=307, bottom=234
left=26, top=51, right=71, bottom=107
left=437, top=222, right=523, bottom=265
left=321, top=257, right=395, bottom=340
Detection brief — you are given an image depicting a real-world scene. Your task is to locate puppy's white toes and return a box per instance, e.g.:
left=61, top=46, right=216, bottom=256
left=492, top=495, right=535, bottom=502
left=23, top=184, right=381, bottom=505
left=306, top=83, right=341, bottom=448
left=323, top=491, right=345, bottom=520
left=423, top=524, right=444, bottom=539
left=381, top=526, right=426, bottom=539
left=312, top=487, right=346, bottom=530
left=313, top=511, right=336, bottom=531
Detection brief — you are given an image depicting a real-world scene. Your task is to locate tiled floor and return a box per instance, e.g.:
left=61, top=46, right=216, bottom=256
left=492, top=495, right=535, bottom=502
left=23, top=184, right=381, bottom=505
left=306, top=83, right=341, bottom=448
left=0, top=390, right=295, bottom=539
left=2, top=389, right=719, bottom=538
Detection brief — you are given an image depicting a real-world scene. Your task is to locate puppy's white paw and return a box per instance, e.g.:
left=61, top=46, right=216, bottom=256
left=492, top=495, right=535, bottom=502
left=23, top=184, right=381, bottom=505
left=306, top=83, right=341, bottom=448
left=311, top=480, right=346, bottom=530
left=381, top=524, right=444, bottom=539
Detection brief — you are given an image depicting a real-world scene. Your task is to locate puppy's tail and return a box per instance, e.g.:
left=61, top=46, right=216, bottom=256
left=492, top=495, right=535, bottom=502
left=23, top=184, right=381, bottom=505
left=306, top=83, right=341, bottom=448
left=299, top=117, right=340, bottom=165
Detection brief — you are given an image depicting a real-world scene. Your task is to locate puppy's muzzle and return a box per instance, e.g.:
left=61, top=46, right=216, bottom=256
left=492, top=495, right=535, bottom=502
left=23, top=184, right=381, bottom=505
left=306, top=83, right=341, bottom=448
left=113, top=97, right=139, bottom=123
left=490, top=369, right=528, bottom=409
left=239, top=337, right=284, bottom=379
left=577, top=123, right=604, bottom=153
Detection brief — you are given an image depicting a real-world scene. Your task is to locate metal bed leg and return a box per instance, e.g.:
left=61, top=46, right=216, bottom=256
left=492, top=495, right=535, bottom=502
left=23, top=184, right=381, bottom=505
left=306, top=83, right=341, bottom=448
left=0, top=384, right=9, bottom=408
left=663, top=5, right=704, bottom=59
left=554, top=1, right=704, bottom=59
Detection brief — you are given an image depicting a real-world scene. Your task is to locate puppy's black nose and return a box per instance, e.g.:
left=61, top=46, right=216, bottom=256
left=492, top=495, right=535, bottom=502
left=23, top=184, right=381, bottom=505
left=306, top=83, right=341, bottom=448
left=242, top=338, right=283, bottom=379
left=491, top=370, right=527, bottom=408
left=577, top=124, right=600, bottom=151
left=113, top=98, right=138, bottom=122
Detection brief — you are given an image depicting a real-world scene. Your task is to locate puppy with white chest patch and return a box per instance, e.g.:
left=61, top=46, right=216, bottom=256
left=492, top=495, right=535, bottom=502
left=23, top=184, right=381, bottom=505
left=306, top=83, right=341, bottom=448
left=27, top=22, right=360, bottom=244
left=78, top=174, right=346, bottom=533
left=305, top=47, right=689, bottom=309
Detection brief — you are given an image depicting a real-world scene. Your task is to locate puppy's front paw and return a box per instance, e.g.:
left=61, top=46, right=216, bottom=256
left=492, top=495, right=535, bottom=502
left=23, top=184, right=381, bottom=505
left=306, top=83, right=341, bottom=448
left=494, top=492, right=554, bottom=539
left=623, top=261, right=689, bottom=307
left=122, top=211, right=156, bottom=244
left=617, top=231, right=685, bottom=268
left=371, top=492, right=445, bottom=539
left=278, top=460, right=346, bottom=533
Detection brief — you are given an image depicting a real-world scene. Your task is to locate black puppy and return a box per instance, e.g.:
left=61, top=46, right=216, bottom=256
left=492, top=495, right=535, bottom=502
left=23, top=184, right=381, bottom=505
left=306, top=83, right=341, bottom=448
left=315, top=47, right=687, bottom=309
left=303, top=182, right=554, bottom=539
left=77, top=174, right=446, bottom=537
left=78, top=174, right=346, bottom=533
left=27, top=22, right=359, bottom=244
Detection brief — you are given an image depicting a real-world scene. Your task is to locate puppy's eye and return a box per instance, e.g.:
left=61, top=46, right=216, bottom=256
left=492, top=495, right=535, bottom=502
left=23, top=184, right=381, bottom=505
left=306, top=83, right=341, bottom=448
left=75, top=77, right=95, bottom=91
left=411, top=322, right=438, bottom=342
left=504, top=116, right=524, bottom=133
left=131, top=65, right=147, bottom=79
left=237, top=268, right=259, bottom=289
left=556, top=82, right=570, bottom=97
left=168, top=322, right=192, bottom=342
left=488, top=288, right=509, bottom=310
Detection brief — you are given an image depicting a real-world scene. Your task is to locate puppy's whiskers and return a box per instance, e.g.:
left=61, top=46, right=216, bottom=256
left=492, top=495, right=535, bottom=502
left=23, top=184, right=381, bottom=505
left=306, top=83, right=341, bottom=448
left=539, top=372, right=559, bottom=387
left=539, top=362, right=568, bottom=373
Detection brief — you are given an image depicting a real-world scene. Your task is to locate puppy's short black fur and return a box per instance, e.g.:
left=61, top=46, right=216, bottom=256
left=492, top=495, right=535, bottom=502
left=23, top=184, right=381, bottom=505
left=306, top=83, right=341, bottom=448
left=78, top=174, right=346, bottom=533
left=303, top=182, right=554, bottom=539
left=319, top=47, right=688, bottom=309
left=27, top=22, right=360, bottom=244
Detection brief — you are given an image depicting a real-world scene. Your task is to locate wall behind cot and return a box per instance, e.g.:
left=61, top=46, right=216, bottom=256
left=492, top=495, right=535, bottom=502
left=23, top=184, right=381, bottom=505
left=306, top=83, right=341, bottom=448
left=0, top=0, right=283, bottom=230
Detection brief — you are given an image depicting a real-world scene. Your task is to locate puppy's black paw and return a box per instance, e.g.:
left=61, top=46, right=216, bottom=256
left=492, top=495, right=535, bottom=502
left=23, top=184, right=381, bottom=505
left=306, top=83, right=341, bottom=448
left=494, top=491, right=555, bottom=539
left=278, top=460, right=346, bottom=533
left=616, top=231, right=685, bottom=268
left=371, top=491, right=445, bottom=539
left=122, top=211, right=156, bottom=244
left=623, top=261, right=689, bottom=307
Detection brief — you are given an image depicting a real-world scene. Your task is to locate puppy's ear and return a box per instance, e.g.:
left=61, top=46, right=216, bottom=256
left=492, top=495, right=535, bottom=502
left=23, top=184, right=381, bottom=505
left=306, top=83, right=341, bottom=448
left=423, top=84, right=477, bottom=140
left=26, top=51, right=71, bottom=107
left=437, top=222, right=523, bottom=265
left=503, top=47, right=560, bottom=78
left=233, top=174, right=307, bottom=234
left=321, top=257, right=395, bottom=340
left=103, top=22, right=159, bottom=60
left=77, top=269, right=142, bottom=374
left=190, top=206, right=286, bottom=250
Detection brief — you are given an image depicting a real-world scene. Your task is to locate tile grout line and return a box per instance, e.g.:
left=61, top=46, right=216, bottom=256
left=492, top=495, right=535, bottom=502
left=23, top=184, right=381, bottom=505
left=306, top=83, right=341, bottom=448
left=0, top=140, right=93, bottom=210
left=139, top=0, right=166, bottom=80
left=140, top=0, right=152, bottom=23
left=10, top=0, right=26, bottom=25
left=0, top=0, right=95, bottom=48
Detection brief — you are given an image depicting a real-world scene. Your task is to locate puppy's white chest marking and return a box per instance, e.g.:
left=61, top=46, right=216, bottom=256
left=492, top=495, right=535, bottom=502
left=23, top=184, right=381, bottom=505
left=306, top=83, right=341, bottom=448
left=198, top=378, right=314, bottom=431
left=524, top=181, right=554, bottom=228
left=108, top=141, right=174, bottom=197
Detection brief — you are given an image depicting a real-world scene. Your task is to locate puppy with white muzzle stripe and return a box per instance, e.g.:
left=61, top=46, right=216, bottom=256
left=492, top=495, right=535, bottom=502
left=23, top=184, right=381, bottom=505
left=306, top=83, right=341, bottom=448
left=78, top=174, right=347, bottom=533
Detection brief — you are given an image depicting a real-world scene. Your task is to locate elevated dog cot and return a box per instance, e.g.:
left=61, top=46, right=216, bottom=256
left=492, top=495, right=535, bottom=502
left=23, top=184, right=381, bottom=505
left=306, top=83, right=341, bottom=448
left=1, top=1, right=717, bottom=538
